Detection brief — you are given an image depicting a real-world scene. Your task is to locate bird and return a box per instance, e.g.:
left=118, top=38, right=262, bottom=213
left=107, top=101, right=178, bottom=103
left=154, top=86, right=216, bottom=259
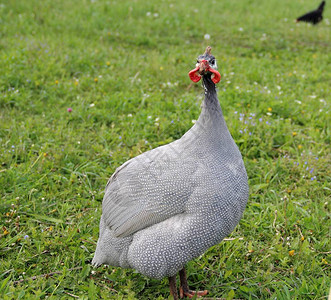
left=92, top=46, right=249, bottom=299
left=296, top=1, right=325, bottom=25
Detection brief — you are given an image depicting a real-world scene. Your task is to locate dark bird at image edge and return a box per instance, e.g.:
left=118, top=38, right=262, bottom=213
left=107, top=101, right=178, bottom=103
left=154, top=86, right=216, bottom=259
left=296, top=1, right=326, bottom=24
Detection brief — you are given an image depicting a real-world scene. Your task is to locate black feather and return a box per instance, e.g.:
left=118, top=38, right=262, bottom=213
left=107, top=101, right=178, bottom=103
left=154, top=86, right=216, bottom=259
left=296, top=1, right=325, bottom=25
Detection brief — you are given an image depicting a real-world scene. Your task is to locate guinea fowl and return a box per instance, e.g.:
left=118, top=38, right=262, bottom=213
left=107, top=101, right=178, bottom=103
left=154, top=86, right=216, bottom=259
left=296, top=1, right=325, bottom=25
left=92, top=46, right=249, bottom=299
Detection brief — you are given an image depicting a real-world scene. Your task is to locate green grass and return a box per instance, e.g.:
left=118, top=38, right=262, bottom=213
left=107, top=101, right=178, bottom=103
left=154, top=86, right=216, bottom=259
left=0, top=0, right=330, bottom=299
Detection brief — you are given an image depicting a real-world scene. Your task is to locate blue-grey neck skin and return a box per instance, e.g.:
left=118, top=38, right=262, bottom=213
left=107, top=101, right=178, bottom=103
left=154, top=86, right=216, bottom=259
left=197, top=74, right=224, bottom=133
left=201, top=74, right=221, bottom=112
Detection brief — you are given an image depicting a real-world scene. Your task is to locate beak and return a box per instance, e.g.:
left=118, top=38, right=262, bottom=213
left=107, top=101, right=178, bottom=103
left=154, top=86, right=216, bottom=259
left=189, top=60, right=221, bottom=83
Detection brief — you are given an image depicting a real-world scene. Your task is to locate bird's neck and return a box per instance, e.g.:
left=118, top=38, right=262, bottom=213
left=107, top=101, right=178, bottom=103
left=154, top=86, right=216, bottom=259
left=201, top=75, right=222, bottom=112
left=184, top=74, right=232, bottom=148
left=188, top=74, right=232, bottom=147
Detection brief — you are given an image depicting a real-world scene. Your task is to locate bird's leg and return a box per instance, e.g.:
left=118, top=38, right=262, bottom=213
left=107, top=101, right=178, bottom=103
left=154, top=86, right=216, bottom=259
left=169, top=274, right=179, bottom=300
left=179, top=268, right=208, bottom=299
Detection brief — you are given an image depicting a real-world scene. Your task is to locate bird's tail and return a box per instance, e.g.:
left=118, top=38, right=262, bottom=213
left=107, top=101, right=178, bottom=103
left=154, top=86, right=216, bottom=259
left=318, top=1, right=325, bottom=11
left=91, top=255, right=101, bottom=267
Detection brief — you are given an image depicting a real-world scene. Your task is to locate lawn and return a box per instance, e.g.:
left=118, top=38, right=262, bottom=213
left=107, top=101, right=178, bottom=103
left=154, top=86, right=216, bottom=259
left=0, top=0, right=330, bottom=299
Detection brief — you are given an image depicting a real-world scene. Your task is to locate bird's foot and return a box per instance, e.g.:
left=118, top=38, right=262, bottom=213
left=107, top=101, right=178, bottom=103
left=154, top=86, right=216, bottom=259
left=179, top=287, right=208, bottom=299
left=178, top=267, right=208, bottom=298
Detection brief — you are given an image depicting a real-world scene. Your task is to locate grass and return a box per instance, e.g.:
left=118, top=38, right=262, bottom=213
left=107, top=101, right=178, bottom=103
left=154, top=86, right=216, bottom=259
left=0, top=0, right=330, bottom=299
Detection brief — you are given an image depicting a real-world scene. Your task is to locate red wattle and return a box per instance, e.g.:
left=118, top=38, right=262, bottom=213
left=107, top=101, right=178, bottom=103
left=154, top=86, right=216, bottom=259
left=188, top=67, right=201, bottom=82
left=208, top=67, right=221, bottom=83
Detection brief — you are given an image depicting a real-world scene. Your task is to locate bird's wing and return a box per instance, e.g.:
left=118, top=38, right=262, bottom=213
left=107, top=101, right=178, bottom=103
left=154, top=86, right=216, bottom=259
left=102, top=146, right=197, bottom=238
left=297, top=10, right=317, bottom=22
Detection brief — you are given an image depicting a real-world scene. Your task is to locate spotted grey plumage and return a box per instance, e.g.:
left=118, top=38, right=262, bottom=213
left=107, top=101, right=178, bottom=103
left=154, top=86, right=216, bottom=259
left=92, top=47, right=249, bottom=298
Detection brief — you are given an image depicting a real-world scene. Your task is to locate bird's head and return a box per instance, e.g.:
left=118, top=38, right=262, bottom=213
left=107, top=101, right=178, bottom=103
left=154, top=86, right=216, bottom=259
left=189, top=46, right=221, bottom=84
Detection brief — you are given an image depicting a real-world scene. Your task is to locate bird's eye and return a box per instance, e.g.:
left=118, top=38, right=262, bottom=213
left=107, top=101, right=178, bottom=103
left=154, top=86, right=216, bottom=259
left=210, top=59, right=215, bottom=65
